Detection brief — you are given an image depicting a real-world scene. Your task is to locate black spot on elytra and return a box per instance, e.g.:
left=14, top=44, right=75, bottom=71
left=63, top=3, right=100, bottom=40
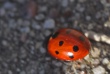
left=69, top=55, right=74, bottom=59
left=66, top=29, right=71, bottom=34
left=79, top=36, right=85, bottom=41
left=73, top=45, right=79, bottom=52
left=59, top=41, right=64, bottom=46
left=52, top=32, right=59, bottom=39
left=55, top=51, right=59, bottom=54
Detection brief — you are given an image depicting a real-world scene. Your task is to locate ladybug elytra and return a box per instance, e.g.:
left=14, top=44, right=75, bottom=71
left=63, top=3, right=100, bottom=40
left=48, top=28, right=91, bottom=61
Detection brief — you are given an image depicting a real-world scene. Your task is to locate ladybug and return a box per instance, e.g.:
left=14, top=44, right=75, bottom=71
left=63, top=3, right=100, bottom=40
left=48, top=28, right=91, bottom=61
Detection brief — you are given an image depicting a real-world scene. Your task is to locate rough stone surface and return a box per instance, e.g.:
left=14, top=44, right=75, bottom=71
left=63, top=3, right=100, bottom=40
left=43, top=19, right=55, bottom=29
left=92, top=66, right=106, bottom=74
left=0, top=0, right=110, bottom=74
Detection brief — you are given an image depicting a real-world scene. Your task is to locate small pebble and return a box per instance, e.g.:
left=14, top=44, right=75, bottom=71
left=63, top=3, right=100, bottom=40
left=92, top=66, right=105, bottom=74
left=70, top=0, right=75, bottom=2
left=80, top=71, right=85, bottom=74
left=100, top=0, right=107, bottom=5
left=23, top=20, right=30, bottom=26
left=91, top=59, right=100, bottom=65
left=20, top=27, right=30, bottom=33
left=20, top=71, right=26, bottom=74
left=8, top=70, right=13, bottom=74
left=29, top=31, right=36, bottom=37
left=80, top=64, right=86, bottom=69
left=53, top=68, right=61, bottom=74
left=49, top=8, right=59, bottom=18
left=3, top=2, right=14, bottom=9
left=101, top=35, right=110, bottom=44
left=39, top=70, right=45, bottom=74
left=35, top=42, right=42, bottom=49
left=62, top=65, right=68, bottom=72
left=39, top=47, right=46, bottom=54
left=45, top=57, right=51, bottom=61
left=20, top=48, right=27, bottom=58
left=88, top=24, right=94, bottom=30
left=78, top=0, right=86, bottom=3
left=16, top=68, right=21, bottom=72
left=16, top=0, right=25, bottom=3
left=61, top=0, right=68, bottom=7
left=76, top=4, right=85, bottom=12
left=107, top=63, right=110, bottom=70
left=86, top=15, right=91, bottom=21
left=84, top=31, right=100, bottom=41
left=9, top=19, right=17, bottom=29
left=60, top=17, right=65, bottom=23
left=20, top=34, right=27, bottom=43
left=91, top=47, right=101, bottom=58
left=35, top=14, right=45, bottom=21
left=104, top=21, right=110, bottom=28
left=38, top=6, right=48, bottom=13
left=63, top=8, right=72, bottom=18
left=102, top=58, right=109, bottom=65
left=100, top=0, right=110, bottom=7
left=32, top=21, right=41, bottom=30
left=44, top=30, right=51, bottom=36
left=95, top=12, right=101, bottom=19
left=43, top=19, right=55, bottom=29
left=52, top=61, right=62, bottom=67
left=84, top=54, right=91, bottom=63
left=17, top=19, right=24, bottom=25
left=0, top=8, right=6, bottom=16
left=2, top=40, right=8, bottom=46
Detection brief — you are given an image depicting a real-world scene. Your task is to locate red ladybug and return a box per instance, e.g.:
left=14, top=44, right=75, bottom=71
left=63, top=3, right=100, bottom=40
left=48, top=28, right=91, bottom=61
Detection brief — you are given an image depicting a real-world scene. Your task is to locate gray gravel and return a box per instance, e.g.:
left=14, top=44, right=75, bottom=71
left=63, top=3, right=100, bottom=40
left=0, top=0, right=110, bottom=74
